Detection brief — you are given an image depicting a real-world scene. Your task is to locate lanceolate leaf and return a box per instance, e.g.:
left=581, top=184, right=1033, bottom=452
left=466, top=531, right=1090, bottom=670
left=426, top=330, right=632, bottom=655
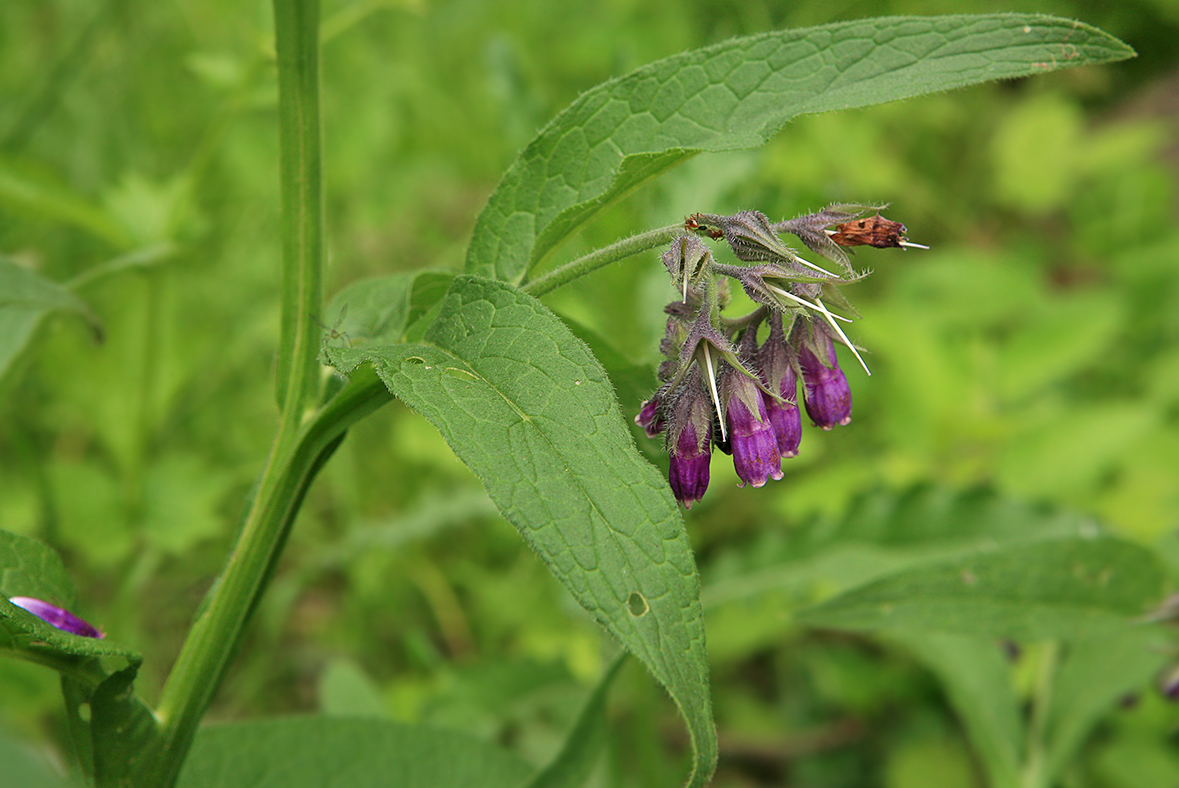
left=465, top=14, right=1134, bottom=285
left=327, top=276, right=716, bottom=787
left=796, top=536, right=1165, bottom=641
left=889, top=632, right=1024, bottom=788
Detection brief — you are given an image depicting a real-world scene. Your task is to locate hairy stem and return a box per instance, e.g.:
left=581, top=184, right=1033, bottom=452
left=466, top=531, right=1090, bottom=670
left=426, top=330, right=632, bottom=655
left=144, top=1, right=346, bottom=784
left=148, top=370, right=391, bottom=787
left=521, top=225, right=684, bottom=297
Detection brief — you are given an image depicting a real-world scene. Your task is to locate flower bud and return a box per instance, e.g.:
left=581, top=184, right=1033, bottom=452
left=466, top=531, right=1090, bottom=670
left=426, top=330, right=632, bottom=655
left=798, top=328, right=852, bottom=429
left=666, top=371, right=714, bottom=508
left=757, top=313, right=802, bottom=457
left=720, top=361, right=782, bottom=488
left=635, top=396, right=665, bottom=439
left=8, top=596, right=104, bottom=639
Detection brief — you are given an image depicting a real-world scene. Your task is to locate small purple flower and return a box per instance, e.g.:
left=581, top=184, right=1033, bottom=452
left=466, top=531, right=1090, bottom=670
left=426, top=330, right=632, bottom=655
left=635, top=396, right=664, bottom=439
left=798, top=329, right=852, bottom=430
left=669, top=417, right=711, bottom=509
left=757, top=314, right=803, bottom=458
left=8, top=596, right=104, bottom=639
left=666, top=383, right=713, bottom=509
left=720, top=365, right=783, bottom=488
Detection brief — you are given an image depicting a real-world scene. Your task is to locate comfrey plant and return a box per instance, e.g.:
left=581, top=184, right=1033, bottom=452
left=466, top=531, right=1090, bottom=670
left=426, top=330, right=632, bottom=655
left=637, top=207, right=925, bottom=507
left=0, top=7, right=1155, bottom=788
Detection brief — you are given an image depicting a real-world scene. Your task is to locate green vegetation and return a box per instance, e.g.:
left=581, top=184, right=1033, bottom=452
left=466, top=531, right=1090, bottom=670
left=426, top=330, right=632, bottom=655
left=2, top=1, right=1177, bottom=786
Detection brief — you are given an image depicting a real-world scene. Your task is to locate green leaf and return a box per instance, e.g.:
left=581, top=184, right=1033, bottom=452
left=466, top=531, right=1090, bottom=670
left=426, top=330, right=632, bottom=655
left=176, top=718, right=533, bottom=788
left=0, top=157, right=132, bottom=248
left=0, top=256, right=102, bottom=382
left=465, top=14, right=1134, bottom=284
left=90, top=666, right=161, bottom=786
left=322, top=270, right=455, bottom=351
left=327, top=276, right=716, bottom=787
left=890, top=632, right=1024, bottom=788
left=797, top=537, right=1165, bottom=641
left=0, top=529, right=81, bottom=609
left=520, top=653, right=627, bottom=788
left=1042, top=627, right=1169, bottom=785
left=1, top=530, right=140, bottom=671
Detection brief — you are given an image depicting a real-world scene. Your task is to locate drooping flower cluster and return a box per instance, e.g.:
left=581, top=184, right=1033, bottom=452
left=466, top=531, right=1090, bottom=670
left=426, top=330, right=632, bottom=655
left=637, top=206, right=925, bottom=508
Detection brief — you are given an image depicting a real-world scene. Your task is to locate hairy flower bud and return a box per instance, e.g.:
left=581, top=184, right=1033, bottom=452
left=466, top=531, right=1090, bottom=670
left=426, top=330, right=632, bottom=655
left=757, top=313, right=803, bottom=457
left=666, top=371, right=714, bottom=508
left=720, top=360, right=783, bottom=488
left=8, top=596, right=104, bottom=639
left=798, top=327, right=852, bottom=429
left=662, top=234, right=713, bottom=301
left=635, top=396, right=665, bottom=439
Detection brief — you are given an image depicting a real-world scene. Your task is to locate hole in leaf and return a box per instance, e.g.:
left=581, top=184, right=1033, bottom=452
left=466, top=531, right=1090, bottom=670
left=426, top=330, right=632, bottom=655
left=78, top=703, right=91, bottom=722
left=627, top=592, right=648, bottom=617
left=444, top=367, right=478, bottom=382
left=404, top=357, right=425, bottom=365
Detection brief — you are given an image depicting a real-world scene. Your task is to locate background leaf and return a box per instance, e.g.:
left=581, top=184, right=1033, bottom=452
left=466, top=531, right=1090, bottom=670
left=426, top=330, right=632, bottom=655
left=889, top=632, right=1024, bottom=788
left=328, top=275, right=716, bottom=787
left=520, top=652, right=626, bottom=788
left=176, top=717, right=533, bottom=788
left=797, top=536, right=1165, bottom=641
left=1042, top=627, right=1170, bottom=784
left=465, top=14, right=1134, bottom=284
left=0, top=256, right=101, bottom=383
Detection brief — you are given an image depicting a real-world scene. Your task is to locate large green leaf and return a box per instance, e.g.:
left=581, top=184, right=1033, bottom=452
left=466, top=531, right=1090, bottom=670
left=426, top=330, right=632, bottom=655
left=176, top=718, right=533, bottom=788
left=327, top=276, right=715, bottom=787
left=797, top=536, right=1165, bottom=641
left=465, top=14, right=1134, bottom=284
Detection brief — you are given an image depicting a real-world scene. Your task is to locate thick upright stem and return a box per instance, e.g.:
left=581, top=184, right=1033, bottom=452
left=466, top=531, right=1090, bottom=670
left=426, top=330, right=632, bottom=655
left=143, top=1, right=339, bottom=784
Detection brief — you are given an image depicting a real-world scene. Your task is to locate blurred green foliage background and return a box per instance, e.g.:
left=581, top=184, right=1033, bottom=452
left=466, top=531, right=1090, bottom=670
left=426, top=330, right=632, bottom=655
left=2, top=0, right=1178, bottom=785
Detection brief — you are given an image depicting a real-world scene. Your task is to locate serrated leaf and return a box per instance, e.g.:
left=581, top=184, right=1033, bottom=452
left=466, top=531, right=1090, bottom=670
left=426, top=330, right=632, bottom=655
left=327, top=275, right=715, bottom=787
left=466, top=14, right=1134, bottom=284
left=322, top=271, right=456, bottom=353
left=1, top=256, right=102, bottom=382
left=890, top=632, right=1024, bottom=788
left=797, top=537, right=1165, bottom=641
left=176, top=718, right=533, bottom=788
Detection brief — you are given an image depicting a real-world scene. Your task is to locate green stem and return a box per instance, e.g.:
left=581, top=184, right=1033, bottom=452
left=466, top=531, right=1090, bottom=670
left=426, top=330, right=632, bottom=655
left=521, top=225, right=684, bottom=297
left=143, top=1, right=347, bottom=784
left=273, top=0, right=325, bottom=429
left=148, top=369, right=391, bottom=787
